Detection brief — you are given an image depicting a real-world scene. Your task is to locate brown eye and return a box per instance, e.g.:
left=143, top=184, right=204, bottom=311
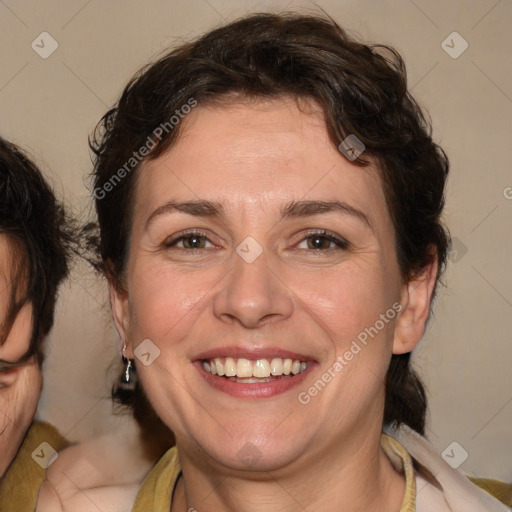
left=181, top=235, right=207, bottom=249
left=297, top=231, right=349, bottom=251
left=307, top=236, right=332, bottom=250
left=164, top=231, right=215, bottom=250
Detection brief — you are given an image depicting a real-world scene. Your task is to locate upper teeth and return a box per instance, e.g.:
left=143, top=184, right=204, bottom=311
left=202, top=357, right=308, bottom=378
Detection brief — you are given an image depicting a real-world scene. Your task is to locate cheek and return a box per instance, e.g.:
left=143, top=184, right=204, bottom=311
left=290, top=266, right=397, bottom=417
left=287, top=262, right=395, bottom=342
left=0, top=365, right=42, bottom=475
left=13, top=364, right=42, bottom=422
left=128, top=262, right=216, bottom=343
left=0, top=305, right=34, bottom=362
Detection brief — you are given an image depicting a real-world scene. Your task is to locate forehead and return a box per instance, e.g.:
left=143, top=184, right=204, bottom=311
left=134, top=98, right=391, bottom=233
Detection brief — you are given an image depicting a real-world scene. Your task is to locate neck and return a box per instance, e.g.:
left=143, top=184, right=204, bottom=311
left=171, top=428, right=405, bottom=512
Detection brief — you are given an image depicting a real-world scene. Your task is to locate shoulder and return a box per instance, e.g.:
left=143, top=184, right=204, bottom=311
left=36, top=421, right=159, bottom=512
left=28, top=420, right=68, bottom=448
left=384, top=424, right=511, bottom=512
left=36, top=478, right=65, bottom=512
left=0, top=421, right=67, bottom=512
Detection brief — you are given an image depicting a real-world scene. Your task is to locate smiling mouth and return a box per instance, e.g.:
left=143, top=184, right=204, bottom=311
left=202, top=357, right=309, bottom=383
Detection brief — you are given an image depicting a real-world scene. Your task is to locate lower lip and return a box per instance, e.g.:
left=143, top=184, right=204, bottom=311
left=196, top=362, right=313, bottom=398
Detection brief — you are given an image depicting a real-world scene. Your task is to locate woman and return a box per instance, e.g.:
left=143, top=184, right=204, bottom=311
left=86, top=12, right=508, bottom=511
left=0, top=137, right=72, bottom=510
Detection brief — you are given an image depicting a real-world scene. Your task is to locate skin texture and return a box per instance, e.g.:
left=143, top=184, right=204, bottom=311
left=110, top=97, right=437, bottom=512
left=0, top=234, right=42, bottom=479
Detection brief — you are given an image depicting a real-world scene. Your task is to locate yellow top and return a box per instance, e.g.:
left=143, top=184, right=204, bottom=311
left=467, top=477, right=512, bottom=508
left=132, top=434, right=416, bottom=512
left=0, top=421, right=68, bottom=512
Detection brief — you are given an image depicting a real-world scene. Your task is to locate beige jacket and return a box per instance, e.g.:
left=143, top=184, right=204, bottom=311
left=385, top=424, right=510, bottom=511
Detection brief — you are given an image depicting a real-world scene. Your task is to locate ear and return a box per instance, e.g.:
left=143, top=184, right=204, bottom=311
left=393, top=251, right=439, bottom=355
left=109, top=281, right=133, bottom=358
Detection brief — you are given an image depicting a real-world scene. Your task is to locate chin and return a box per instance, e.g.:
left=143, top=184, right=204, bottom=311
left=212, top=443, right=301, bottom=473
left=183, top=424, right=309, bottom=474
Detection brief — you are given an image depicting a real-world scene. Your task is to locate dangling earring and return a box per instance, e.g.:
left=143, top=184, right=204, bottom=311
left=120, top=341, right=136, bottom=390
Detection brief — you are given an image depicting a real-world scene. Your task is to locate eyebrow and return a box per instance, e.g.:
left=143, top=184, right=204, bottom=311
left=145, top=199, right=372, bottom=231
left=281, top=200, right=372, bottom=230
left=146, top=200, right=225, bottom=229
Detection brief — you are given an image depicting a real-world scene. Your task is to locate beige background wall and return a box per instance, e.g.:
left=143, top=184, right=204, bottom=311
left=1, top=0, right=510, bottom=481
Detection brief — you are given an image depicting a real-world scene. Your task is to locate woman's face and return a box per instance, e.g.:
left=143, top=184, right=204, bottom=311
left=112, top=98, right=433, bottom=471
left=0, top=235, right=41, bottom=478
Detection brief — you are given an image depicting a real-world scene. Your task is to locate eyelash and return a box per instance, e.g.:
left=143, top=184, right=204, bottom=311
left=296, top=230, right=350, bottom=251
left=163, top=229, right=216, bottom=250
left=163, top=229, right=349, bottom=252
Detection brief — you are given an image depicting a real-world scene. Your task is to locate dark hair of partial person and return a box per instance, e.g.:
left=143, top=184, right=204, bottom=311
left=0, top=136, right=74, bottom=365
left=88, top=12, right=450, bottom=435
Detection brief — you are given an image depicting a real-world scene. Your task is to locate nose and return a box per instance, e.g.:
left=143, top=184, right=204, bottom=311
left=213, top=249, right=293, bottom=329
